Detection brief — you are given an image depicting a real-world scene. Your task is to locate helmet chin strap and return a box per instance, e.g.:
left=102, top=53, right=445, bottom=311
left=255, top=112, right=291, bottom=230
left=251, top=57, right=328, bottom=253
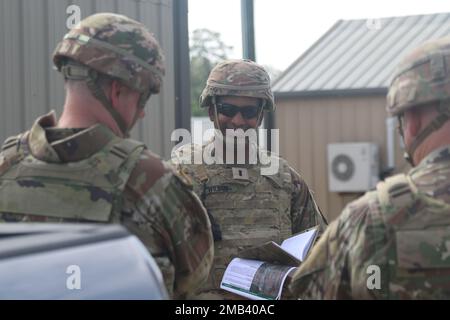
left=85, top=76, right=131, bottom=138
left=62, top=62, right=129, bottom=136
left=256, top=106, right=264, bottom=126
left=402, top=101, right=450, bottom=166
left=126, top=93, right=150, bottom=137
left=62, top=62, right=150, bottom=138
left=403, top=149, right=414, bottom=167
left=212, top=96, right=221, bottom=133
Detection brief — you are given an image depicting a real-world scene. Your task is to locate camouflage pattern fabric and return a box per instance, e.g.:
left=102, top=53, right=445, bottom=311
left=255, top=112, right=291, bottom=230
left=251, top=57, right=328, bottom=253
left=386, top=36, right=450, bottom=117
left=0, top=113, right=214, bottom=299
left=53, top=12, right=165, bottom=95
left=290, top=145, right=450, bottom=299
left=199, top=59, right=275, bottom=111
left=172, top=141, right=327, bottom=299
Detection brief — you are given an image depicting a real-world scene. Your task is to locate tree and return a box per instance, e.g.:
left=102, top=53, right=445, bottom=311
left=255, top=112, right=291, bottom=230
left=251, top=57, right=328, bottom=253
left=190, top=29, right=232, bottom=117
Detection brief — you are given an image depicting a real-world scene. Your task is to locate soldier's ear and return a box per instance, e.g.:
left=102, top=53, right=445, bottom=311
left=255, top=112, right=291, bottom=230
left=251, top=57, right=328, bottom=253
left=110, top=80, right=133, bottom=109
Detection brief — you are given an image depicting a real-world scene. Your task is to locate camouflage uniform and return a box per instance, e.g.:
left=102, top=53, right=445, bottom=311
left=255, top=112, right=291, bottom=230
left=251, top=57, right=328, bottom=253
left=173, top=59, right=327, bottom=299
left=290, top=37, right=450, bottom=299
left=0, top=13, right=213, bottom=299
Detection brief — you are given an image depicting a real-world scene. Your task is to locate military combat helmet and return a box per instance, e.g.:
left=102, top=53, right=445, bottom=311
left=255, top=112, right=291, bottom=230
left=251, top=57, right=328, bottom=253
left=53, top=13, right=165, bottom=136
left=387, top=36, right=450, bottom=116
left=386, top=37, right=450, bottom=165
left=200, top=59, right=275, bottom=111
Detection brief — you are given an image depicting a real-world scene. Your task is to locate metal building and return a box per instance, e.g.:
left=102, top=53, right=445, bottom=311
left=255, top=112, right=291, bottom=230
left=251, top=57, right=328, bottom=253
left=0, top=0, right=190, bottom=159
left=273, top=12, right=450, bottom=221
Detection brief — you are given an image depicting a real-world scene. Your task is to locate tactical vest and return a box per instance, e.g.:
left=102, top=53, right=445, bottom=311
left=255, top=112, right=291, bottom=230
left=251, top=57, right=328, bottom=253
left=189, top=160, right=293, bottom=296
left=0, top=132, right=145, bottom=223
left=373, top=173, right=450, bottom=299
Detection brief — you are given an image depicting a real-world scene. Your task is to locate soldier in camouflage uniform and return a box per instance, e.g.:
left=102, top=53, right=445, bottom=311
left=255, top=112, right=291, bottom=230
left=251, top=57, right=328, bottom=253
left=0, top=13, right=213, bottom=299
left=172, top=59, right=327, bottom=299
left=290, top=37, right=450, bottom=299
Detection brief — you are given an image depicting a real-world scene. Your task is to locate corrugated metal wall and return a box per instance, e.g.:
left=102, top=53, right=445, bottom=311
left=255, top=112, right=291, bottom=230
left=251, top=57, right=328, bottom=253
left=0, top=0, right=175, bottom=158
left=276, top=95, right=406, bottom=222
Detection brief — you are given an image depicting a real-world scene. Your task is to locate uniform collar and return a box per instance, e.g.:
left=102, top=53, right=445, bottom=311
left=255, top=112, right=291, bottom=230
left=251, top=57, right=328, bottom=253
left=28, top=111, right=118, bottom=162
left=417, top=144, right=450, bottom=168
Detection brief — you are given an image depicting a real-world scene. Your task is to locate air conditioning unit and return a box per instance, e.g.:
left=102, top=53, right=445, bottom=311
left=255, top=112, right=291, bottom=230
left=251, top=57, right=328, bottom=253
left=327, top=143, right=379, bottom=192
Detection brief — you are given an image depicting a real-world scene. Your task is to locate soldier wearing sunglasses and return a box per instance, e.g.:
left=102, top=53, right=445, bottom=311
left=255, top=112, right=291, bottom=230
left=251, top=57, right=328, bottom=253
left=172, top=59, right=327, bottom=299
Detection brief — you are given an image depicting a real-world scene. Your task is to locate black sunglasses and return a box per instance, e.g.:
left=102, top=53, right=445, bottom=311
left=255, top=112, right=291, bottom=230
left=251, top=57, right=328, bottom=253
left=215, top=103, right=262, bottom=119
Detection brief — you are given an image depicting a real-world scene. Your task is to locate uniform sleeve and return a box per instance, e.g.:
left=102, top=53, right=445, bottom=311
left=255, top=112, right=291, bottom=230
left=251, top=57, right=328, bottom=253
left=289, top=219, right=349, bottom=299
left=289, top=195, right=371, bottom=300
left=127, top=171, right=214, bottom=299
left=169, top=144, right=204, bottom=197
left=289, top=167, right=328, bottom=234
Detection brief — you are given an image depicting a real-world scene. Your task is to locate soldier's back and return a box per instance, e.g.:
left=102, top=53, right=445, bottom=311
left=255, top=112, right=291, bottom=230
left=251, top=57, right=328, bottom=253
left=0, top=118, right=213, bottom=299
left=291, top=145, right=450, bottom=299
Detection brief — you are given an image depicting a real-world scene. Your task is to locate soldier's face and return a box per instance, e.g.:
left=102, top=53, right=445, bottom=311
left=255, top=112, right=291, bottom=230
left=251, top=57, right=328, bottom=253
left=209, top=96, right=263, bottom=135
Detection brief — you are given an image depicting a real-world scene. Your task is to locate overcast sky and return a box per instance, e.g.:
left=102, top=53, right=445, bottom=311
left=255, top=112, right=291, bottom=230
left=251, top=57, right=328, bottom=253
left=188, top=0, right=450, bottom=72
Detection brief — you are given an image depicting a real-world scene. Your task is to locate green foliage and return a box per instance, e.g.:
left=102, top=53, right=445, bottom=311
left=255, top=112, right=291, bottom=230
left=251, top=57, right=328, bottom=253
left=190, top=29, right=232, bottom=117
